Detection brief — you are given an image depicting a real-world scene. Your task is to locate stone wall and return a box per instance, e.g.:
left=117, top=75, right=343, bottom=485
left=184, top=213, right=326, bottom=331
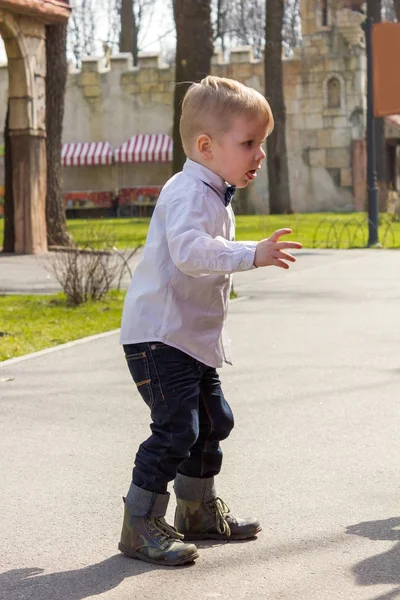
left=0, top=5, right=371, bottom=213
left=288, top=2, right=368, bottom=211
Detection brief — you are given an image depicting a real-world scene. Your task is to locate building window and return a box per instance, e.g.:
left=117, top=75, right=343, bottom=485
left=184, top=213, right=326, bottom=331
left=327, top=77, right=341, bottom=108
left=321, top=0, right=328, bottom=26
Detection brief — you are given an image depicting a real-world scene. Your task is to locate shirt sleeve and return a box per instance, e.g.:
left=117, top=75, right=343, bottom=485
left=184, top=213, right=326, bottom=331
left=166, top=192, right=257, bottom=278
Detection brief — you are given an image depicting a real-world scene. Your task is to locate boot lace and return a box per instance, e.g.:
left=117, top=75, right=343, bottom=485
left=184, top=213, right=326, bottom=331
left=146, top=517, right=184, bottom=544
left=207, top=497, right=231, bottom=536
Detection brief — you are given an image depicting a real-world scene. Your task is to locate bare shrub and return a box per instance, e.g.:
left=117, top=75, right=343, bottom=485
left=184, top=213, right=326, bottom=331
left=49, top=225, right=141, bottom=306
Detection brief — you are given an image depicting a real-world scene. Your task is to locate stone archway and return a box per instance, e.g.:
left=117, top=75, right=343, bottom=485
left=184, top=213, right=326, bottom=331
left=0, top=0, right=70, bottom=254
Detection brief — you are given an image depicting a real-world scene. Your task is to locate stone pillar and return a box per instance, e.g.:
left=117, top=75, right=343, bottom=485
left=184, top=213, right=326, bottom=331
left=11, top=133, right=47, bottom=253
left=1, top=14, right=48, bottom=254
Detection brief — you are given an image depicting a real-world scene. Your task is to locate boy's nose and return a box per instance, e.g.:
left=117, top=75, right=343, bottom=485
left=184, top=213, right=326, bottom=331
left=256, top=146, right=266, bottom=161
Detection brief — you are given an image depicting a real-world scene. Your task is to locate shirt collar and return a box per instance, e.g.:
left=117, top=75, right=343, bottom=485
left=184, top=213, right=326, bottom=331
left=183, top=158, right=229, bottom=199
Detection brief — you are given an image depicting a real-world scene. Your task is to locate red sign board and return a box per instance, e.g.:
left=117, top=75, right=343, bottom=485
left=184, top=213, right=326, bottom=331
left=64, top=190, right=114, bottom=209
left=373, top=22, right=400, bottom=117
left=118, top=187, right=162, bottom=206
left=63, top=187, right=162, bottom=210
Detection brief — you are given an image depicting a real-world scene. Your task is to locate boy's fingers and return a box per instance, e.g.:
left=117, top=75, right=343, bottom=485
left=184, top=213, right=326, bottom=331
left=272, top=258, right=290, bottom=269
left=275, top=241, right=302, bottom=249
left=269, top=228, right=292, bottom=242
left=275, top=251, right=296, bottom=262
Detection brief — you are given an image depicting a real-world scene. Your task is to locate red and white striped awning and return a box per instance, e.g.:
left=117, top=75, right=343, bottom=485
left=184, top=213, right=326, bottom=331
left=114, top=134, right=173, bottom=164
left=62, top=142, right=114, bottom=167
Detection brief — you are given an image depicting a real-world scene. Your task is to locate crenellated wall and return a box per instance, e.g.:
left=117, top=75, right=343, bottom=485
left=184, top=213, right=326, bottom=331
left=0, top=5, right=376, bottom=212
left=60, top=47, right=268, bottom=147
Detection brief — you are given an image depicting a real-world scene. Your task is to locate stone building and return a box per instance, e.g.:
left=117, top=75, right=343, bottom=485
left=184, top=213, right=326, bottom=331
left=0, top=0, right=399, bottom=214
left=289, top=0, right=399, bottom=212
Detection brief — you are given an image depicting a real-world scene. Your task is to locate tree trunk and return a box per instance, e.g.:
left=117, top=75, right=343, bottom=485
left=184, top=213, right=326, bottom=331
left=172, top=0, right=213, bottom=174
left=45, top=13, right=72, bottom=247
left=132, top=7, right=139, bottom=66
left=215, top=0, right=226, bottom=52
left=3, top=102, right=14, bottom=253
left=367, top=0, right=387, bottom=210
left=265, top=0, right=293, bottom=214
left=394, top=0, right=400, bottom=21
left=120, top=0, right=134, bottom=56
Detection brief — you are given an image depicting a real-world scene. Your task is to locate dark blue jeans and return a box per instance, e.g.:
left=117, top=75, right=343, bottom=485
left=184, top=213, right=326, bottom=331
left=123, top=342, right=235, bottom=494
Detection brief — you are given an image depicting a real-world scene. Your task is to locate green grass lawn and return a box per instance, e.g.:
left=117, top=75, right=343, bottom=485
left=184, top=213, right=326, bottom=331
left=0, top=291, right=125, bottom=361
left=67, top=213, right=400, bottom=249
left=1, top=213, right=400, bottom=249
left=67, top=217, right=150, bottom=248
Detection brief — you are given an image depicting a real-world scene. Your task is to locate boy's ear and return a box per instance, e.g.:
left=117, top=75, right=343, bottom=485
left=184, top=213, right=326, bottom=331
left=196, top=134, right=213, bottom=159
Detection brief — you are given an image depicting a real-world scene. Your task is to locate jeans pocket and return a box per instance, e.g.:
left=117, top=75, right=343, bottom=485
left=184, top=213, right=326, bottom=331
left=125, top=351, right=154, bottom=409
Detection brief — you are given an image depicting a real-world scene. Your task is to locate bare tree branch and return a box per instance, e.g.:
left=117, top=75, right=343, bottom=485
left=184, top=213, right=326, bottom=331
left=68, top=0, right=97, bottom=65
left=392, top=0, right=400, bottom=20
left=212, top=0, right=301, bottom=58
left=120, top=0, right=156, bottom=65
left=102, top=0, right=120, bottom=51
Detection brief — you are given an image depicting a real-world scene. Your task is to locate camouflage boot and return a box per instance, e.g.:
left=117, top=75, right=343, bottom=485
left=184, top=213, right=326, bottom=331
left=118, top=484, right=199, bottom=566
left=174, top=474, right=261, bottom=541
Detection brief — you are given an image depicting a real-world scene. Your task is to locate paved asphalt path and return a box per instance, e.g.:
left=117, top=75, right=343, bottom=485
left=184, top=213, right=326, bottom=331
left=1, top=249, right=400, bottom=599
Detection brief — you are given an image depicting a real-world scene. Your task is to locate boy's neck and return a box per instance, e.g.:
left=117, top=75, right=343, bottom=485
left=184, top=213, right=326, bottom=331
left=186, top=154, right=224, bottom=183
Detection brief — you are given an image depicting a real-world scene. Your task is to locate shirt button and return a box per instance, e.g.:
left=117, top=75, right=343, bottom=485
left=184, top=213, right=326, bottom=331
left=151, top=344, right=156, bottom=350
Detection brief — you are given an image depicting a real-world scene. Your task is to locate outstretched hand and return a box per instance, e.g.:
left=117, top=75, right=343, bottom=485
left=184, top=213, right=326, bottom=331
left=254, top=228, right=302, bottom=269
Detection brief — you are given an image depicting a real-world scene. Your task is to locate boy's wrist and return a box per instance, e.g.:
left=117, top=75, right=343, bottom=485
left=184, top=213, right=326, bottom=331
left=253, top=245, right=259, bottom=268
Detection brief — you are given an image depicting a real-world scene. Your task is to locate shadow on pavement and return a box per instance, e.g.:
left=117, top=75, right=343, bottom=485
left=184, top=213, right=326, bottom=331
left=346, top=517, right=400, bottom=599
left=0, top=553, right=195, bottom=600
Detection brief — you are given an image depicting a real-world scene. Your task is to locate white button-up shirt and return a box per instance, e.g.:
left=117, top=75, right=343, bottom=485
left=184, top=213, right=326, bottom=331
left=120, top=158, right=257, bottom=368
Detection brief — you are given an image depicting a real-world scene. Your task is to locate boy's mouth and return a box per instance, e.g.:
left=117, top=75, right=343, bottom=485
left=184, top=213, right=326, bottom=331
left=246, top=170, right=257, bottom=180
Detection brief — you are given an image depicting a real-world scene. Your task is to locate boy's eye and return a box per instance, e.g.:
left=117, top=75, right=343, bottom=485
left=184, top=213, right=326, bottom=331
left=244, top=140, right=254, bottom=147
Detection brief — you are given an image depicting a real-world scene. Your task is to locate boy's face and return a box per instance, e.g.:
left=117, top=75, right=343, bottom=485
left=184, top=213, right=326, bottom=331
left=209, top=113, right=268, bottom=188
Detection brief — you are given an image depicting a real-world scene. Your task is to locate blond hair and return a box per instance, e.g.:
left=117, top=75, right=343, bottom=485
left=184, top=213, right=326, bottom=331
left=179, top=75, right=274, bottom=156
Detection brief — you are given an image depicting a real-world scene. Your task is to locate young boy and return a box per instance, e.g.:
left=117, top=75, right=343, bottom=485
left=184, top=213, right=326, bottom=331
left=119, top=75, right=302, bottom=566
